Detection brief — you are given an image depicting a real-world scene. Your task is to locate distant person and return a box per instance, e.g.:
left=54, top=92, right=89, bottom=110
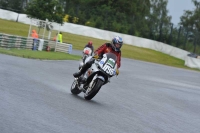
left=84, top=41, right=94, bottom=55
left=57, top=32, right=62, bottom=43
left=31, top=29, right=39, bottom=50
left=31, top=29, right=38, bottom=39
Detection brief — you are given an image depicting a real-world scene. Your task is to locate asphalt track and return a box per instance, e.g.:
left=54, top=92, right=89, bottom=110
left=0, top=52, right=200, bottom=133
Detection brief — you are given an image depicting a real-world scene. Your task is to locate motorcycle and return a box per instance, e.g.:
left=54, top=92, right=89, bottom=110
left=79, top=47, right=93, bottom=70
left=71, top=52, right=118, bottom=100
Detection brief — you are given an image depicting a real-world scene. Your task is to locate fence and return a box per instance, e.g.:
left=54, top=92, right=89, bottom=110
left=55, top=43, right=72, bottom=54
left=0, top=33, right=33, bottom=49
left=0, top=33, right=73, bottom=54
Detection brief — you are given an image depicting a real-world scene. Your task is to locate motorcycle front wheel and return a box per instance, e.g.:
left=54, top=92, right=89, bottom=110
left=71, top=79, right=82, bottom=95
left=84, top=79, right=104, bottom=100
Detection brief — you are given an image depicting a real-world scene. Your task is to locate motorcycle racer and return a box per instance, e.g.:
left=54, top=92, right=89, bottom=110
left=84, top=41, right=94, bottom=55
left=73, top=36, right=123, bottom=78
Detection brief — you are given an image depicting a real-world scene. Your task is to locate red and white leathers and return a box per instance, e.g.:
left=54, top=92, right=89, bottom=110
left=94, top=43, right=121, bottom=69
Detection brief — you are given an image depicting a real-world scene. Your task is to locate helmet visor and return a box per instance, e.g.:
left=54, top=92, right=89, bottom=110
left=115, top=43, right=121, bottom=48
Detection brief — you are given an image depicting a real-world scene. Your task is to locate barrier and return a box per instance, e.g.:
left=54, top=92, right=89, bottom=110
left=55, top=42, right=73, bottom=54
left=185, top=55, right=200, bottom=69
left=0, top=33, right=32, bottom=49
left=0, top=33, right=73, bottom=54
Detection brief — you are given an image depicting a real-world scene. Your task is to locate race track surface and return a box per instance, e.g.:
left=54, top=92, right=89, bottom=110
left=0, top=53, right=200, bottom=133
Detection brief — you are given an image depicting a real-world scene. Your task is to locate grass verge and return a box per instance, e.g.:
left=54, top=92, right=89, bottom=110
left=0, top=48, right=81, bottom=60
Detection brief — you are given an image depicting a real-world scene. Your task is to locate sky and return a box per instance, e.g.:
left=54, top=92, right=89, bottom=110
left=167, top=0, right=195, bottom=25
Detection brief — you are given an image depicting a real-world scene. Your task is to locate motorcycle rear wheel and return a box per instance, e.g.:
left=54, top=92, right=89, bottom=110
left=84, top=79, right=104, bottom=100
left=71, top=79, right=81, bottom=95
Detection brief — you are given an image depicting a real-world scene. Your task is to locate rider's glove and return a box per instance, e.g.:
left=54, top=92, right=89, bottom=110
left=116, top=69, right=119, bottom=76
left=93, top=54, right=99, bottom=59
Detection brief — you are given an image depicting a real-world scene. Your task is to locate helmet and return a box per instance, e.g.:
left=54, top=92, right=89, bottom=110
left=111, top=36, right=123, bottom=51
left=88, top=41, right=93, bottom=46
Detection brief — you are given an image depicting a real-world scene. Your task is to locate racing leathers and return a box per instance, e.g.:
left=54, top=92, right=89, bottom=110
left=73, top=43, right=121, bottom=78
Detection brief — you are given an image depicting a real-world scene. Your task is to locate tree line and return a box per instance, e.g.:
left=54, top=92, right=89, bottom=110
left=0, top=0, right=200, bottom=54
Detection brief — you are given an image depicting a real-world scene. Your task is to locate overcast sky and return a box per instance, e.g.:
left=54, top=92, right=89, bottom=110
left=167, top=0, right=195, bottom=25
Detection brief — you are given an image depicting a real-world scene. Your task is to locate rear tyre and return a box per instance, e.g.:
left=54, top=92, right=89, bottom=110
left=71, top=79, right=81, bottom=95
left=84, top=79, right=104, bottom=100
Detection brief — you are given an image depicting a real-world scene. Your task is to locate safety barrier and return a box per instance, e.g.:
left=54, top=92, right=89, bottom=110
left=0, top=33, right=32, bottom=49
left=0, top=33, right=73, bottom=54
left=185, top=55, right=200, bottom=69
left=55, top=42, right=72, bottom=54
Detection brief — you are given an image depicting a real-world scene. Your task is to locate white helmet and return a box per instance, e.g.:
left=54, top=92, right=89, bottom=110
left=111, top=36, right=123, bottom=51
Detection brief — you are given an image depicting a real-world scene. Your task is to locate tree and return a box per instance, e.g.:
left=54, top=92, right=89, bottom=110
left=0, top=0, right=24, bottom=12
left=25, top=0, right=65, bottom=24
left=179, top=0, right=200, bottom=53
left=147, top=0, right=171, bottom=41
left=0, top=0, right=9, bottom=9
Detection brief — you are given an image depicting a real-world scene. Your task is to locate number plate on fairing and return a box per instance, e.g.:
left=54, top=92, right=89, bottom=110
left=102, top=64, right=115, bottom=75
left=101, top=59, right=115, bottom=75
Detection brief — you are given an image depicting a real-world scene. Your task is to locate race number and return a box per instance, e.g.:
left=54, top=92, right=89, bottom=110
left=102, top=64, right=114, bottom=75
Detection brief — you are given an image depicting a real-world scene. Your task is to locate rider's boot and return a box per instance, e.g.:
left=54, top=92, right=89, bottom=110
left=73, top=58, right=95, bottom=78
left=73, top=63, right=90, bottom=78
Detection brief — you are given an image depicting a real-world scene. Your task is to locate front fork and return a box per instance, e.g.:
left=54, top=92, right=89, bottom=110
left=86, top=74, right=105, bottom=93
left=86, top=74, right=97, bottom=93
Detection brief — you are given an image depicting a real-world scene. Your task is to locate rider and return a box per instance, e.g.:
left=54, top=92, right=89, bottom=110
left=84, top=41, right=94, bottom=55
left=73, top=36, right=123, bottom=78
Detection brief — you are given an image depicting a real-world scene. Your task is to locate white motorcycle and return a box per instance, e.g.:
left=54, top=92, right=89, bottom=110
left=71, top=52, right=118, bottom=100
left=79, top=47, right=93, bottom=70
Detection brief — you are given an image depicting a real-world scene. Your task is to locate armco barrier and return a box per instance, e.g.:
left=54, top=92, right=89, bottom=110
left=0, top=33, right=32, bottom=49
left=0, top=33, right=73, bottom=54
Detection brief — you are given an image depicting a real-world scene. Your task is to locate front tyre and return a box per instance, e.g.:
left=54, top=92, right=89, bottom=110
left=84, top=79, right=104, bottom=100
left=71, top=79, right=81, bottom=95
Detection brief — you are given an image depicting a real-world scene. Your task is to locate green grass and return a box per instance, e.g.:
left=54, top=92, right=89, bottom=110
left=122, top=45, right=186, bottom=68
left=0, top=18, right=199, bottom=71
left=0, top=48, right=81, bottom=60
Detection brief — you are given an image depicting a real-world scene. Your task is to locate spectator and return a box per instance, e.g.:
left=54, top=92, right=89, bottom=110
left=31, top=29, right=38, bottom=39
left=31, top=29, right=39, bottom=50
left=57, top=32, right=62, bottom=43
